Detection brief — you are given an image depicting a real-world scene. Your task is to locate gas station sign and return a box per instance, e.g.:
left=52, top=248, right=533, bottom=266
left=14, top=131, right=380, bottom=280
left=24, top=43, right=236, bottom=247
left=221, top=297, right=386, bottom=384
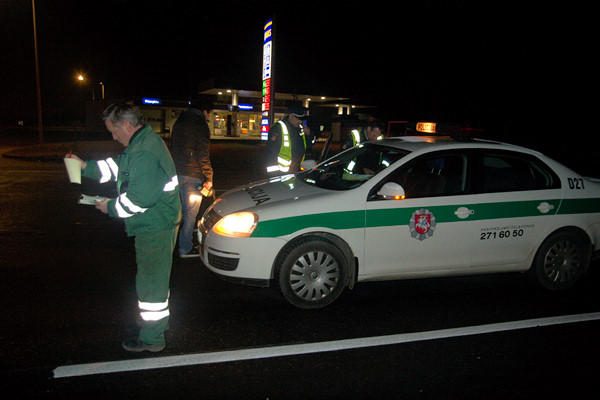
left=261, top=19, right=273, bottom=141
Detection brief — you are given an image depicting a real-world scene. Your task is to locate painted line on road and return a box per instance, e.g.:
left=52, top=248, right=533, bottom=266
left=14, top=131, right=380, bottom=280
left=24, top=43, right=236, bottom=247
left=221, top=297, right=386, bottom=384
left=53, top=312, right=600, bottom=378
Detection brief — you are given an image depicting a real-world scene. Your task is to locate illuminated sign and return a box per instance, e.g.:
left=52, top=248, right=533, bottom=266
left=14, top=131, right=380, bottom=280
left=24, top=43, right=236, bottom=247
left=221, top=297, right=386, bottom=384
left=142, top=98, right=161, bottom=105
left=261, top=19, right=273, bottom=141
left=416, top=121, right=437, bottom=134
left=262, top=79, right=271, bottom=112
left=262, top=20, right=272, bottom=80
left=238, top=104, right=253, bottom=110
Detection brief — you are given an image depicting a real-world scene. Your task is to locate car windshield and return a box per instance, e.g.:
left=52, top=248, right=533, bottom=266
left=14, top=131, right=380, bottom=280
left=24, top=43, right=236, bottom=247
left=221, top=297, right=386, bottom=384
left=300, top=143, right=410, bottom=190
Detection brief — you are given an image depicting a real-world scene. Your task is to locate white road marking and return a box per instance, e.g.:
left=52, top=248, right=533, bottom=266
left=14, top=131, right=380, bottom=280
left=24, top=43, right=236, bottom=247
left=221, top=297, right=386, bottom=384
left=53, top=312, right=600, bottom=378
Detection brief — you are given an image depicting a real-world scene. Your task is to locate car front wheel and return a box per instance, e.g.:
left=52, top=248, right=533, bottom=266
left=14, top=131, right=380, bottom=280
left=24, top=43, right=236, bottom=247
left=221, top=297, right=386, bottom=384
left=276, top=238, right=348, bottom=309
left=530, top=229, right=591, bottom=291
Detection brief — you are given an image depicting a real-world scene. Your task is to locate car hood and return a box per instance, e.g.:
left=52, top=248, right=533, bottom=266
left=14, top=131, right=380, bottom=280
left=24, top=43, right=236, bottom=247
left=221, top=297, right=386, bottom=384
left=210, top=174, right=327, bottom=216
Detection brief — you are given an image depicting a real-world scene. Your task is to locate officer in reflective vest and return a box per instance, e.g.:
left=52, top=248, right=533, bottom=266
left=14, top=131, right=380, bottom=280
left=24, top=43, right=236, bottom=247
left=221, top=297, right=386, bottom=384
left=341, top=119, right=385, bottom=151
left=266, top=104, right=307, bottom=174
left=342, top=128, right=367, bottom=151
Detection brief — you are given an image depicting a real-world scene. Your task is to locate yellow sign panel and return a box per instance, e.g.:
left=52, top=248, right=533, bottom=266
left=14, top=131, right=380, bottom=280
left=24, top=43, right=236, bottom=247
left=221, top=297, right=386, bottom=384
left=416, top=121, right=437, bottom=134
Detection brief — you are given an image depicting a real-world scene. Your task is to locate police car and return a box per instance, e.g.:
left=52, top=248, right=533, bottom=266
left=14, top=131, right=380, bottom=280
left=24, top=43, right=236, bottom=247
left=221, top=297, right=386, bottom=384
left=198, top=136, right=600, bottom=309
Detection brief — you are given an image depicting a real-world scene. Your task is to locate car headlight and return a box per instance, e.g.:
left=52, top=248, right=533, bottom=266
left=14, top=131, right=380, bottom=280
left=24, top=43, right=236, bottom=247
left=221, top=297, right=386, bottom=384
left=212, top=211, right=258, bottom=238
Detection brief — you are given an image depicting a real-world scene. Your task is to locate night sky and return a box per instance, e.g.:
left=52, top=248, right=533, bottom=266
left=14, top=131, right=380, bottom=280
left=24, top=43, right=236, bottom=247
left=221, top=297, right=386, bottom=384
left=0, top=1, right=595, bottom=141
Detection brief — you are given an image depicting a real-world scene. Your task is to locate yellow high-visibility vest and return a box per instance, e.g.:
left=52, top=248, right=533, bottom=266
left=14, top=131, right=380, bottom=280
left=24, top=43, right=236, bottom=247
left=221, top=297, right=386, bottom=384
left=267, top=120, right=306, bottom=173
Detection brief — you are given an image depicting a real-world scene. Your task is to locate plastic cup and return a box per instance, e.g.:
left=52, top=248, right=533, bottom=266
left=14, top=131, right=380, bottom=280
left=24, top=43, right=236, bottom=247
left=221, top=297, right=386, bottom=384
left=64, top=157, right=82, bottom=184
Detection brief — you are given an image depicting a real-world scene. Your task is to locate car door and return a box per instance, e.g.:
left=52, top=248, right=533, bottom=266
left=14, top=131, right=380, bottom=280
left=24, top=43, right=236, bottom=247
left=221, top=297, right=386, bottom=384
left=462, top=149, right=562, bottom=270
left=364, top=150, right=473, bottom=278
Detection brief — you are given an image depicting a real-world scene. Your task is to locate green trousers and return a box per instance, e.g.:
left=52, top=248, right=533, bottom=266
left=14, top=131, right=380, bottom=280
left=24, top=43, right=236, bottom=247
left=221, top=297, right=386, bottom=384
left=134, top=227, right=178, bottom=345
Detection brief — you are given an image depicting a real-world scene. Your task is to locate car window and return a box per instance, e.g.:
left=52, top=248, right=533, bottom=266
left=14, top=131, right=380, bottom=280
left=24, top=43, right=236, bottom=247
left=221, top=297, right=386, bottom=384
left=473, top=150, right=560, bottom=193
left=301, top=143, right=410, bottom=190
left=375, top=152, right=468, bottom=199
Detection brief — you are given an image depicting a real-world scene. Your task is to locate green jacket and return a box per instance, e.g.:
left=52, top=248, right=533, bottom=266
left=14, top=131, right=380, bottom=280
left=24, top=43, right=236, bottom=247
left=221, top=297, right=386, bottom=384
left=83, top=125, right=181, bottom=236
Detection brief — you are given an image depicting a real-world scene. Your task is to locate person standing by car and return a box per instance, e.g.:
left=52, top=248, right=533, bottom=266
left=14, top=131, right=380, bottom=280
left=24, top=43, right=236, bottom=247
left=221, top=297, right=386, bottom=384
left=170, top=98, right=214, bottom=258
left=65, top=102, right=181, bottom=352
left=266, top=103, right=308, bottom=174
left=341, top=117, right=384, bottom=151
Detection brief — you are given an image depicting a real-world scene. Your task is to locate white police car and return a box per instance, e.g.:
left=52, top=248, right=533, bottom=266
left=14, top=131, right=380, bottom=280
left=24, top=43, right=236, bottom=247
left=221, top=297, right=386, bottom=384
left=199, top=136, right=600, bottom=309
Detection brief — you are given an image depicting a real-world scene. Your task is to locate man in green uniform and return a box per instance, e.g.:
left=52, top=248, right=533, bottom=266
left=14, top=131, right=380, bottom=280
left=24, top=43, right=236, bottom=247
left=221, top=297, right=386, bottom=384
left=66, top=103, right=181, bottom=352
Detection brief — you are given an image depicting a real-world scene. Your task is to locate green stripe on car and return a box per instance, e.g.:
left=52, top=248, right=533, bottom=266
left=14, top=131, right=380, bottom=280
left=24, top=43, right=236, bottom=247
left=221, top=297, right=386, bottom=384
left=251, top=198, right=600, bottom=238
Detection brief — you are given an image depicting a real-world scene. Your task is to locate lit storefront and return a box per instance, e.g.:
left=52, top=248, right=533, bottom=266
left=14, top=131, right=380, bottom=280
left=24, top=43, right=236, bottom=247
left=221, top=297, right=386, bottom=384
left=134, top=89, right=360, bottom=141
left=210, top=107, right=286, bottom=139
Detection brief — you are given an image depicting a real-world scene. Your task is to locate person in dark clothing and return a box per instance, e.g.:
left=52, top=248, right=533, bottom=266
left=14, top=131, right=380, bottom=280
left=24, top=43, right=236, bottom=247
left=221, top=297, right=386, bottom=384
left=170, top=99, right=213, bottom=258
left=266, top=104, right=308, bottom=174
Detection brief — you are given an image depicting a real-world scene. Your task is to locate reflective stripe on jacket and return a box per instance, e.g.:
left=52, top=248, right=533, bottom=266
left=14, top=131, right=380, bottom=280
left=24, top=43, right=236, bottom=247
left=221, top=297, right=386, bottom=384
left=351, top=129, right=362, bottom=146
left=268, top=120, right=306, bottom=173
left=83, top=125, right=182, bottom=235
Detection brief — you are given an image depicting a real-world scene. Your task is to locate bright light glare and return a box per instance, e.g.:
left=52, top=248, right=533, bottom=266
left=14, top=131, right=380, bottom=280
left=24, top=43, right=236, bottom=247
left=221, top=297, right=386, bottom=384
left=189, top=194, right=202, bottom=203
left=213, top=212, right=257, bottom=237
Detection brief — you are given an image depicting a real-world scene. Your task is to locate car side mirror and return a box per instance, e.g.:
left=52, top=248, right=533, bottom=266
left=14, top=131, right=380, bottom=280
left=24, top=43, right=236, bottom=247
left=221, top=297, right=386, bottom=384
left=377, top=182, right=406, bottom=200
left=300, top=159, right=317, bottom=171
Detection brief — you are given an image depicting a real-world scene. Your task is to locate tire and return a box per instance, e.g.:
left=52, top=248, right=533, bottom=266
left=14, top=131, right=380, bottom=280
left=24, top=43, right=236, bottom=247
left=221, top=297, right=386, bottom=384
left=530, top=229, right=591, bottom=291
left=276, top=238, right=348, bottom=309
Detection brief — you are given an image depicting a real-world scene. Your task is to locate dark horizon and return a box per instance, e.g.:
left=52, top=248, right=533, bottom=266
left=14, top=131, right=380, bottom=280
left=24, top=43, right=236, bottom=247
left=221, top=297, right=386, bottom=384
left=1, top=1, right=594, bottom=139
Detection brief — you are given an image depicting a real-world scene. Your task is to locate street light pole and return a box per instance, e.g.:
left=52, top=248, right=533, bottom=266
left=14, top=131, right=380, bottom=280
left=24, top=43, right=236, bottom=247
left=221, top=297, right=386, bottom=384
left=99, top=81, right=105, bottom=100
left=31, top=0, right=43, bottom=144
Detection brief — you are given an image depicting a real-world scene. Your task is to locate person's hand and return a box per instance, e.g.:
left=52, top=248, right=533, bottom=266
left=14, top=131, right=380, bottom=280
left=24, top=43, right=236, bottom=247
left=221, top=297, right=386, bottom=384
left=200, top=181, right=213, bottom=197
left=95, top=198, right=109, bottom=214
left=65, top=153, right=87, bottom=169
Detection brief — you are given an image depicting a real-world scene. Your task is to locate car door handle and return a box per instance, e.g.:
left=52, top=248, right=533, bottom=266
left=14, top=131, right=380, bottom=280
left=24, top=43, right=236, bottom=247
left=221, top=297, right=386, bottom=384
left=454, top=207, right=475, bottom=219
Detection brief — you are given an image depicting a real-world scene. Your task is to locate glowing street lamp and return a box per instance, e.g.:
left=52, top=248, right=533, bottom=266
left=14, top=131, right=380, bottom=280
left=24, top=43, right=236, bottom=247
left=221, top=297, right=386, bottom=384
left=75, top=73, right=105, bottom=100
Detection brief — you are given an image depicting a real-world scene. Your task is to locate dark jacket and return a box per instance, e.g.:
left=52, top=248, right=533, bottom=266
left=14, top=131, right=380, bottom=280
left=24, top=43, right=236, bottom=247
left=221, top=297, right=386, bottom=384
left=170, top=108, right=213, bottom=183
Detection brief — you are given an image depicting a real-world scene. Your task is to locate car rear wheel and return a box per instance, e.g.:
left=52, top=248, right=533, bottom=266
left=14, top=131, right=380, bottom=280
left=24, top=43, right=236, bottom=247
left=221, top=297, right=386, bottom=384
left=530, top=229, right=591, bottom=291
left=276, top=238, right=347, bottom=309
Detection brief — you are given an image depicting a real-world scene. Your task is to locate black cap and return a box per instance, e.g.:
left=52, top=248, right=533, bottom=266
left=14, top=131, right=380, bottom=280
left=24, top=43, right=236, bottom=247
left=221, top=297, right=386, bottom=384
left=287, top=104, right=308, bottom=118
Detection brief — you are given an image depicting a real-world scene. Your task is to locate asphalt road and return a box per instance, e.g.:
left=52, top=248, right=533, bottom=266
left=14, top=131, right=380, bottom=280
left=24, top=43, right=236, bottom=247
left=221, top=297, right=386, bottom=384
left=1, top=135, right=600, bottom=399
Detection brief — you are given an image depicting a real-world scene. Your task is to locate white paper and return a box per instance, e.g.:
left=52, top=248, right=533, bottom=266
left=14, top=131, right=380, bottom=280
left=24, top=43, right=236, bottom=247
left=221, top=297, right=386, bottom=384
left=64, top=157, right=82, bottom=184
left=78, top=194, right=107, bottom=205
